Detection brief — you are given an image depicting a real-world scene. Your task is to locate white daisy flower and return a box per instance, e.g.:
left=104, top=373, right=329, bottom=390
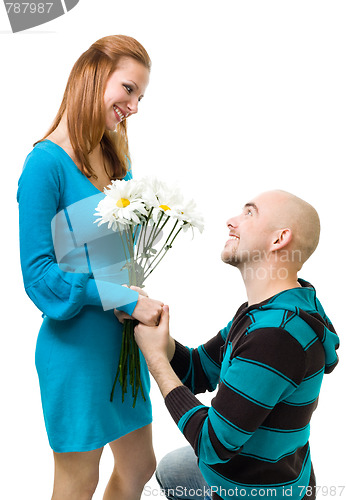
left=135, top=177, right=160, bottom=209
left=94, top=179, right=148, bottom=231
left=176, top=199, right=204, bottom=233
left=141, top=177, right=184, bottom=222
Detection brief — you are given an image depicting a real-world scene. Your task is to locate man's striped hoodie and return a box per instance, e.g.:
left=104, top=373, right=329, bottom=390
left=165, top=279, right=339, bottom=499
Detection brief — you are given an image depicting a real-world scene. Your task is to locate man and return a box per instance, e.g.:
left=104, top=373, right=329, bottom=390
left=133, top=190, right=339, bottom=500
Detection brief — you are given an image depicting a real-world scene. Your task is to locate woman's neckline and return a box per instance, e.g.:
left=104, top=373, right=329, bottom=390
left=41, top=139, right=106, bottom=194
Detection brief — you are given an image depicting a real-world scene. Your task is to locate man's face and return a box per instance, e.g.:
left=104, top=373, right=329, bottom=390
left=221, top=192, right=281, bottom=267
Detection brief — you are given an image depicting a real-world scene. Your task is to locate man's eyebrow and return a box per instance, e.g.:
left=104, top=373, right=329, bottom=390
left=244, top=202, right=259, bottom=213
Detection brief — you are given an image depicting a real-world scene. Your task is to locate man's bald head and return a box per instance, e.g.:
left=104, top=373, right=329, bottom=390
left=255, top=190, right=320, bottom=267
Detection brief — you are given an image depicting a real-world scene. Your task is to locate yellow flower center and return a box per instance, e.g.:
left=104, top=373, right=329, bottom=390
left=116, top=198, right=130, bottom=208
left=160, top=204, right=171, bottom=211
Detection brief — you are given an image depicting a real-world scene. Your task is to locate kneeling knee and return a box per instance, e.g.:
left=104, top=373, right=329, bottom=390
left=155, top=447, right=196, bottom=490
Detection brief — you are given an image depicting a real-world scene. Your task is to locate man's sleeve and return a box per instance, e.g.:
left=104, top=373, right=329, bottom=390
left=165, top=327, right=307, bottom=465
left=170, top=321, right=232, bottom=394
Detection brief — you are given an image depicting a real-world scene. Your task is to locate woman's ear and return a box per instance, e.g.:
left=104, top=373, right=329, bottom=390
left=270, top=228, right=292, bottom=252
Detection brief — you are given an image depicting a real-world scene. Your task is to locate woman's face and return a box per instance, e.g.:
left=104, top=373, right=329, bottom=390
left=103, top=57, right=150, bottom=131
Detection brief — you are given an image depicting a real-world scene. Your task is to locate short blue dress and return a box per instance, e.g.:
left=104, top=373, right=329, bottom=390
left=17, top=140, right=152, bottom=453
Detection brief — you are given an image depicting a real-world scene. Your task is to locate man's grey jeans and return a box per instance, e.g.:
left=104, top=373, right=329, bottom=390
left=155, top=446, right=212, bottom=500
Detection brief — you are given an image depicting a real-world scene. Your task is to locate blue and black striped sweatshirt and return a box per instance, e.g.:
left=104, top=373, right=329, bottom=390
left=165, top=280, right=339, bottom=499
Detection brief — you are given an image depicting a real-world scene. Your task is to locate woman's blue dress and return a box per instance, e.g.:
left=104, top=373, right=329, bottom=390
left=17, top=140, right=152, bottom=452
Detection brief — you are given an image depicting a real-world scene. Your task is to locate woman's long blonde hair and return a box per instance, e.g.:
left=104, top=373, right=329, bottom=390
left=39, top=35, right=151, bottom=180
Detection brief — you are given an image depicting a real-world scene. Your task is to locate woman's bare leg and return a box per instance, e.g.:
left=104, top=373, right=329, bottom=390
left=52, top=447, right=103, bottom=500
left=103, top=424, right=156, bottom=500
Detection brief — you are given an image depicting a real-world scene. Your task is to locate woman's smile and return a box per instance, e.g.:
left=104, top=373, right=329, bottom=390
left=113, top=104, right=128, bottom=123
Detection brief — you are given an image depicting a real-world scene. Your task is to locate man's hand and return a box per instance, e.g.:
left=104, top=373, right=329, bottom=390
left=114, top=285, right=163, bottom=326
left=134, top=305, right=170, bottom=368
left=132, top=292, right=164, bottom=326
left=134, top=305, right=182, bottom=397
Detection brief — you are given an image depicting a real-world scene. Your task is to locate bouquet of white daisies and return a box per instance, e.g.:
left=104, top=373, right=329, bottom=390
left=94, top=177, right=204, bottom=406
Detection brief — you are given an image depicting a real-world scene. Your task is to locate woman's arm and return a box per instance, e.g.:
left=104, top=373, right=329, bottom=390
left=17, top=147, right=150, bottom=321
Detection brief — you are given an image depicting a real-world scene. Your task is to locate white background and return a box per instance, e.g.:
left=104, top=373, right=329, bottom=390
left=1, top=1, right=345, bottom=498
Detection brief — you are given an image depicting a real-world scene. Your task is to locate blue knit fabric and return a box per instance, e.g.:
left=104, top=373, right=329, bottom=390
left=17, top=140, right=152, bottom=452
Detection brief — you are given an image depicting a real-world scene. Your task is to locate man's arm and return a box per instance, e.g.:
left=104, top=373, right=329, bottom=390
left=135, top=305, right=226, bottom=396
left=135, top=309, right=308, bottom=466
left=135, top=305, right=181, bottom=397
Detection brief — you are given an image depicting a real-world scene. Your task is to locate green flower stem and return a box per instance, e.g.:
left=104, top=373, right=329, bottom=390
left=135, top=208, right=153, bottom=262
left=143, top=219, right=180, bottom=275
left=137, top=211, right=169, bottom=270
left=137, top=213, right=172, bottom=274
left=124, top=227, right=133, bottom=258
left=145, top=212, right=171, bottom=252
left=110, top=215, right=183, bottom=407
left=136, top=213, right=162, bottom=268
left=144, top=211, right=164, bottom=249
left=117, top=223, right=130, bottom=262
left=132, top=223, right=140, bottom=244
left=136, top=227, right=155, bottom=270
left=132, top=338, right=146, bottom=408
left=110, top=318, right=146, bottom=406
left=125, top=227, right=137, bottom=286
left=143, top=225, right=182, bottom=280
left=168, top=224, right=183, bottom=246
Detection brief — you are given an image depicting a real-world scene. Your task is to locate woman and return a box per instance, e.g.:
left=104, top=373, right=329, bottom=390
left=17, top=35, right=163, bottom=499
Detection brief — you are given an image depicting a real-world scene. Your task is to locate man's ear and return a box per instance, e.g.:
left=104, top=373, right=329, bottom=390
left=270, top=228, right=292, bottom=252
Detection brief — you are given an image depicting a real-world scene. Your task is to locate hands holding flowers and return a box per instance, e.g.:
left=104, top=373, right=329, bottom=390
left=115, top=288, right=179, bottom=399
left=95, top=177, right=203, bottom=405
left=114, top=286, right=163, bottom=326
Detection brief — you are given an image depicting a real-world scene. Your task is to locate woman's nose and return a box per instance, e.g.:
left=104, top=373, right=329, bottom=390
left=127, top=96, right=139, bottom=115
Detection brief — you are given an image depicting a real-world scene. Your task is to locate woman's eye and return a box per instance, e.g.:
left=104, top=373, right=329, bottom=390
left=246, top=209, right=253, bottom=216
left=123, top=85, right=132, bottom=94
